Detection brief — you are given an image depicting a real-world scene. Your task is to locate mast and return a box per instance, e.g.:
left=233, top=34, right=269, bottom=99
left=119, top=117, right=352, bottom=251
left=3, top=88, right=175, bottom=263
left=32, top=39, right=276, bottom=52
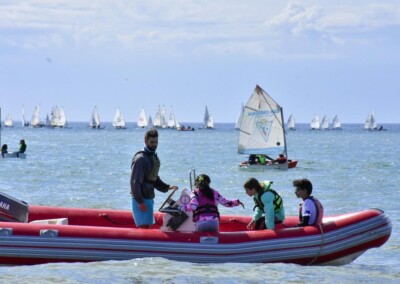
left=281, top=106, right=288, bottom=158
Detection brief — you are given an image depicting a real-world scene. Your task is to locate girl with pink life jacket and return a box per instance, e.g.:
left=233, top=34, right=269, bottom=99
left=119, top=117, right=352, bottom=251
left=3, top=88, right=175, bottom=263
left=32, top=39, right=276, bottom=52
left=179, top=174, right=244, bottom=232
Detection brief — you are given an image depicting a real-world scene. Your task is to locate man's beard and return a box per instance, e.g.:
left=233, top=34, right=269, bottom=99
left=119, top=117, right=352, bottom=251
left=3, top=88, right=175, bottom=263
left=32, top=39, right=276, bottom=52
left=147, top=145, right=157, bottom=152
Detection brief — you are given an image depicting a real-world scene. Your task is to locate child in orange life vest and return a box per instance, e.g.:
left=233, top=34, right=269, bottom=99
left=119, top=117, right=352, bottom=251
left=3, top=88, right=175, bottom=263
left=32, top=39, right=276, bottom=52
left=179, top=174, right=244, bottom=232
left=293, top=179, right=324, bottom=226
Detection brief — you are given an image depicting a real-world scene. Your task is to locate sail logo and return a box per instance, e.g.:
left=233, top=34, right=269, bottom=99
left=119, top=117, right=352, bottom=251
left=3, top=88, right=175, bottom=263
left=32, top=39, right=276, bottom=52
left=256, top=119, right=273, bottom=142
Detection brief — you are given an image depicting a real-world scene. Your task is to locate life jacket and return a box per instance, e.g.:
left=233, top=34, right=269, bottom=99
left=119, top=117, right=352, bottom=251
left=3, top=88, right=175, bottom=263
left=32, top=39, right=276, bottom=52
left=253, top=181, right=283, bottom=213
left=257, top=155, right=266, bottom=165
left=192, top=188, right=219, bottom=222
left=299, top=197, right=324, bottom=226
left=276, top=156, right=287, bottom=164
left=131, top=150, right=160, bottom=182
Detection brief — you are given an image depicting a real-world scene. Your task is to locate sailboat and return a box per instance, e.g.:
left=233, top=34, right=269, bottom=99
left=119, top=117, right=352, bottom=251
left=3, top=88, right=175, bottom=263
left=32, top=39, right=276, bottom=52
left=310, top=114, right=320, bottom=130
left=148, top=115, right=153, bottom=128
left=58, top=107, right=67, bottom=128
left=320, top=115, right=330, bottom=130
left=30, top=105, right=44, bottom=128
left=167, top=106, right=179, bottom=129
left=4, top=114, right=13, bottom=127
left=238, top=85, right=298, bottom=170
left=112, top=108, right=126, bottom=129
left=21, top=105, right=29, bottom=127
left=235, top=103, right=244, bottom=130
left=137, top=108, right=148, bottom=128
left=89, top=106, right=103, bottom=129
left=364, top=110, right=386, bottom=130
left=287, top=114, right=296, bottom=130
left=49, top=106, right=67, bottom=128
left=203, top=106, right=214, bottom=129
left=153, top=105, right=167, bottom=128
left=332, top=115, right=342, bottom=130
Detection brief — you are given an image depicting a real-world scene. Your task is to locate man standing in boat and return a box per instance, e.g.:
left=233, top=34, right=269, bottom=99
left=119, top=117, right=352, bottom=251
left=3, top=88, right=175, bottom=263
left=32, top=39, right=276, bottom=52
left=130, top=128, right=178, bottom=229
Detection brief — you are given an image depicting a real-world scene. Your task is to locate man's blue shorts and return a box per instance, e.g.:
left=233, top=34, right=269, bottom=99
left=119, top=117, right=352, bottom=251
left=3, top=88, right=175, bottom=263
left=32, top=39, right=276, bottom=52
left=131, top=198, right=154, bottom=227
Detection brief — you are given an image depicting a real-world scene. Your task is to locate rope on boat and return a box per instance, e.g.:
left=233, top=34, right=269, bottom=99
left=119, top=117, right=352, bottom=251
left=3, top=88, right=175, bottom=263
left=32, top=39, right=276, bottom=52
left=307, top=223, right=325, bottom=265
left=99, top=213, right=133, bottom=225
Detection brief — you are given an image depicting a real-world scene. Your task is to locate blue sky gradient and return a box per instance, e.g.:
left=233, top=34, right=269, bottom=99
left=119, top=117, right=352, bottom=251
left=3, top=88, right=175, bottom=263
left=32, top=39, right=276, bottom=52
left=0, top=1, right=399, bottom=124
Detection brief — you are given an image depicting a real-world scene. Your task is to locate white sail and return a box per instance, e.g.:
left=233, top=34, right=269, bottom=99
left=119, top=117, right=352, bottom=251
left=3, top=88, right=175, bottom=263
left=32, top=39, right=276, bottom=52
left=153, top=106, right=162, bottom=128
left=167, top=106, right=178, bottom=128
left=160, top=105, right=167, bottom=128
left=113, top=108, right=126, bottom=128
left=137, top=108, right=148, bottom=128
left=21, top=105, right=28, bottom=127
left=310, top=114, right=320, bottom=130
left=204, top=106, right=214, bottom=129
left=320, top=115, right=330, bottom=130
left=30, top=105, right=42, bottom=127
left=50, top=106, right=60, bottom=127
left=364, top=111, right=378, bottom=130
left=148, top=115, right=153, bottom=128
left=332, top=115, right=341, bottom=129
left=4, top=113, right=13, bottom=127
left=206, top=115, right=214, bottom=128
left=287, top=114, right=295, bottom=130
left=235, top=103, right=244, bottom=129
left=238, top=85, right=286, bottom=157
left=89, top=106, right=101, bottom=128
left=58, top=107, right=67, bottom=127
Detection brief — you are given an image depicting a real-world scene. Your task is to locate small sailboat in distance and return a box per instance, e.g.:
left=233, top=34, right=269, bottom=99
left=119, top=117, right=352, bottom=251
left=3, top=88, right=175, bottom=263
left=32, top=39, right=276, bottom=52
left=287, top=114, right=296, bottom=130
left=320, top=115, right=330, bottom=130
left=203, top=106, right=214, bottom=129
left=89, top=106, right=103, bottom=129
left=137, top=108, right=148, bottom=128
left=113, top=108, right=127, bottom=129
left=21, top=105, right=29, bottom=127
left=310, top=114, right=320, bottom=130
left=332, top=115, right=342, bottom=130
left=4, top=113, right=13, bottom=127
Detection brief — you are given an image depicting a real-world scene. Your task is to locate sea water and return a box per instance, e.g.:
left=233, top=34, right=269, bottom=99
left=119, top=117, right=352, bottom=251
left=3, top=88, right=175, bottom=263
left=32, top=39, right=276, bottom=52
left=0, top=122, right=399, bottom=284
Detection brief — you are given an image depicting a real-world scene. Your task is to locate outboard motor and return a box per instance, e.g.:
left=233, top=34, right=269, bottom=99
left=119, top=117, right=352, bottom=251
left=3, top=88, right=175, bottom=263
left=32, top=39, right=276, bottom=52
left=0, top=191, right=29, bottom=223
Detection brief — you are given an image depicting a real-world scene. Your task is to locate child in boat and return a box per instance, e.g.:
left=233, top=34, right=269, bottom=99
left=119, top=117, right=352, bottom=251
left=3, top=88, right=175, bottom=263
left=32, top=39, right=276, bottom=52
left=179, top=174, right=244, bottom=232
left=293, top=179, right=324, bottom=226
left=243, top=177, right=285, bottom=230
left=16, top=139, right=27, bottom=157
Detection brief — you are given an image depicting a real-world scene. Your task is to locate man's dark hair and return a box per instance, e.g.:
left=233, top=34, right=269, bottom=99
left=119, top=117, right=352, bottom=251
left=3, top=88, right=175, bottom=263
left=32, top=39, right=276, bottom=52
left=145, top=128, right=158, bottom=140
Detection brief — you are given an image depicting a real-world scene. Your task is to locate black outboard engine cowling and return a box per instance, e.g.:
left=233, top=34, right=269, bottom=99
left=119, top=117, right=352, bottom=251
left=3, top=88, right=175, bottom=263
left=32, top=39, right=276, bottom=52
left=0, top=192, right=29, bottom=222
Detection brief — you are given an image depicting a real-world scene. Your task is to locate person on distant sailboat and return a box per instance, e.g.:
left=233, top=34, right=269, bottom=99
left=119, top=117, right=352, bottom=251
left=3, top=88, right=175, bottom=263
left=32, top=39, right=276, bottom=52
left=243, top=177, right=285, bottom=230
left=270, top=154, right=287, bottom=165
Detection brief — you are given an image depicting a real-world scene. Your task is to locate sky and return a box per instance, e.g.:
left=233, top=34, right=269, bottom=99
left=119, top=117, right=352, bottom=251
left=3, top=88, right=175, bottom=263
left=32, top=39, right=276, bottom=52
left=0, top=0, right=399, bottom=124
